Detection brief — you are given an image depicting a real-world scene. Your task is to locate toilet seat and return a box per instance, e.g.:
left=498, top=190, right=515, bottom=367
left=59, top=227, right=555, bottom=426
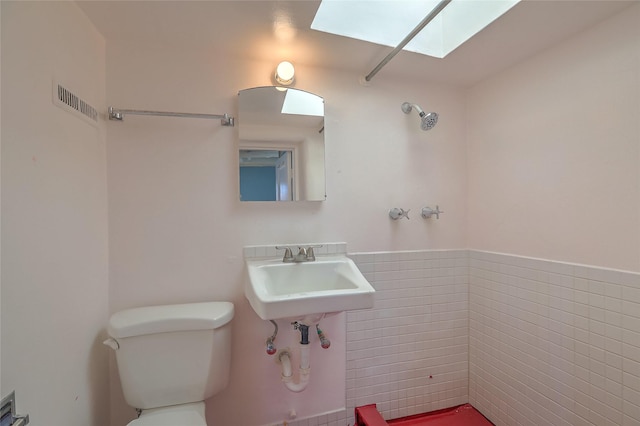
left=127, top=402, right=207, bottom=426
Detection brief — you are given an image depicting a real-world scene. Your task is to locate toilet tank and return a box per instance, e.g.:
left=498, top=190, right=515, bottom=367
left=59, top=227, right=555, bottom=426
left=107, top=302, right=234, bottom=410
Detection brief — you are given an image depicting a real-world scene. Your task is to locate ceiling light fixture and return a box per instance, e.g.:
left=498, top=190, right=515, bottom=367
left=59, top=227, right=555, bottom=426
left=274, top=61, right=295, bottom=86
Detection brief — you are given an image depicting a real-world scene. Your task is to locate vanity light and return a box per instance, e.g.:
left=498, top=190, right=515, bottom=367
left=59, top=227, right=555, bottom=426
left=275, top=61, right=295, bottom=86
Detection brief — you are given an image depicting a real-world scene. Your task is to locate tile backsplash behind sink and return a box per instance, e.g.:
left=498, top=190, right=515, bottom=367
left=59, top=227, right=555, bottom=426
left=243, top=242, right=347, bottom=260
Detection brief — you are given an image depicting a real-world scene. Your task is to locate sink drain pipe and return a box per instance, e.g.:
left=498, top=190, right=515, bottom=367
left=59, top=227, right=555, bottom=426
left=278, top=323, right=311, bottom=393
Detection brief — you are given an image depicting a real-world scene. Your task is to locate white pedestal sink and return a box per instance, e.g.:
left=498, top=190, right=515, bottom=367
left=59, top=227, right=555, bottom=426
left=244, top=255, right=375, bottom=322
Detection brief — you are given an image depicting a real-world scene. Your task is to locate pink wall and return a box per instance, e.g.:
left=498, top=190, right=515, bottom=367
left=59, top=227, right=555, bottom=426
left=1, top=2, right=110, bottom=424
left=466, top=6, right=640, bottom=425
left=467, top=4, right=640, bottom=272
left=1, top=1, right=3, bottom=384
left=105, top=43, right=467, bottom=425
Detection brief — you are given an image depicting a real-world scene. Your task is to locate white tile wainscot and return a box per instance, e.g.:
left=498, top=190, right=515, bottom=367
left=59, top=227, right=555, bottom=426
left=469, top=250, right=640, bottom=426
left=346, top=250, right=470, bottom=425
left=246, top=248, right=640, bottom=426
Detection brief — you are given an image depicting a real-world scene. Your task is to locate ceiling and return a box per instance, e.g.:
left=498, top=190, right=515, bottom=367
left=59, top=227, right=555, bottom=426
left=76, top=0, right=635, bottom=87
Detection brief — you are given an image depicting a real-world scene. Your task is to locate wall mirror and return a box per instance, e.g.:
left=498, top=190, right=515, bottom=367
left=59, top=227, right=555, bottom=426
left=238, top=86, right=325, bottom=201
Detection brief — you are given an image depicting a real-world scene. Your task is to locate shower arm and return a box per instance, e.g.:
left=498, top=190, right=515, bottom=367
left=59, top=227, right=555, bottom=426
left=108, top=106, right=235, bottom=126
left=364, top=0, right=452, bottom=82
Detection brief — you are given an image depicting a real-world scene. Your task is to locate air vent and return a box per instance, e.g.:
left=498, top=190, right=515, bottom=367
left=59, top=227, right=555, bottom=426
left=52, top=80, right=98, bottom=127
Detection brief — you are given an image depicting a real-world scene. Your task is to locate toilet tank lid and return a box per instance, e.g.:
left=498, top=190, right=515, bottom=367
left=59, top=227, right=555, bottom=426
left=108, top=302, right=234, bottom=339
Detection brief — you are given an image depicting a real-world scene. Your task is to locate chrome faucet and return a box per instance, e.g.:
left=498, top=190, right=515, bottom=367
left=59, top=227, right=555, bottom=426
left=294, top=247, right=308, bottom=262
left=276, top=245, right=321, bottom=263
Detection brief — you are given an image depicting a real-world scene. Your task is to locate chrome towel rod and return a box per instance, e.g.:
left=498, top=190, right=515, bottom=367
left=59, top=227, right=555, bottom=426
left=108, top=106, right=234, bottom=126
left=364, top=0, right=452, bottom=82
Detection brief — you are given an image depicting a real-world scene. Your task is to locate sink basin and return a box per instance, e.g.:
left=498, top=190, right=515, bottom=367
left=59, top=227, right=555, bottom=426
left=244, top=255, right=375, bottom=321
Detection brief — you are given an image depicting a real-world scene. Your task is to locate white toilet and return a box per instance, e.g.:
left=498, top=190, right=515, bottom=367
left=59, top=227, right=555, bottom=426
left=104, top=301, right=234, bottom=426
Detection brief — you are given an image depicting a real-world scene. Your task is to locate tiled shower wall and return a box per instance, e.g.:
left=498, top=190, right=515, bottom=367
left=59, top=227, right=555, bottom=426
left=260, top=248, right=470, bottom=426
left=469, top=251, right=640, bottom=426
left=260, top=248, right=640, bottom=426
left=346, top=250, right=469, bottom=425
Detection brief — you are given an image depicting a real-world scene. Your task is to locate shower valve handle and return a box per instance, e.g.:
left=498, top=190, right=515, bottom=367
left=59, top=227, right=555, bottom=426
left=421, top=205, right=443, bottom=219
left=389, top=208, right=410, bottom=220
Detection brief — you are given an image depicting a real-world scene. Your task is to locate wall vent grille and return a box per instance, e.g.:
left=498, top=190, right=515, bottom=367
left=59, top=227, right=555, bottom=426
left=52, top=80, right=99, bottom=127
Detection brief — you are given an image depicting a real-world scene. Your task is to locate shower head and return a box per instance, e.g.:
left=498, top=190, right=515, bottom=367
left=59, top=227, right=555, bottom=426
left=401, top=102, right=438, bottom=131
left=420, top=111, right=438, bottom=131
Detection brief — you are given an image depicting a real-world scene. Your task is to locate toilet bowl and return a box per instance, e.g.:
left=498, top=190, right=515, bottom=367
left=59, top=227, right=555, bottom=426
left=105, top=301, right=234, bottom=425
left=127, top=402, right=206, bottom=426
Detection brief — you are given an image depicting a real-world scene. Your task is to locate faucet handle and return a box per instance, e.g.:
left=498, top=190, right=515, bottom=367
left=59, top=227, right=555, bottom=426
left=421, top=205, right=444, bottom=219
left=306, top=247, right=316, bottom=261
left=276, top=246, right=294, bottom=262
left=389, top=208, right=410, bottom=220
left=305, top=245, right=323, bottom=261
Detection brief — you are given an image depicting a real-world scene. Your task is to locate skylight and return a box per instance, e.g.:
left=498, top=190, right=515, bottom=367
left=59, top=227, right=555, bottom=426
left=311, top=0, right=521, bottom=59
